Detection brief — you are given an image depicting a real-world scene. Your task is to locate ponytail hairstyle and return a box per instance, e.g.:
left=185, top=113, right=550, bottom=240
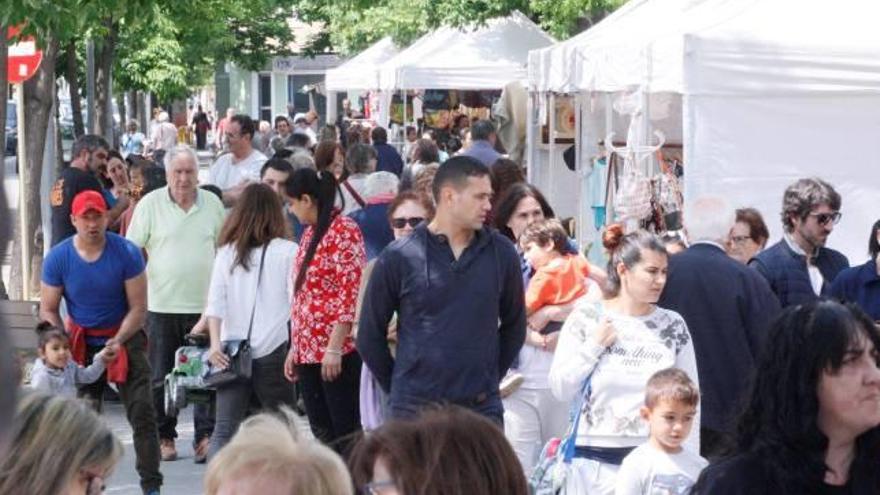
left=286, top=168, right=341, bottom=293
left=602, top=224, right=667, bottom=297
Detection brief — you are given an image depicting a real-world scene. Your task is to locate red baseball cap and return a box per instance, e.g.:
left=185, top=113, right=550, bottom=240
left=71, top=190, right=108, bottom=217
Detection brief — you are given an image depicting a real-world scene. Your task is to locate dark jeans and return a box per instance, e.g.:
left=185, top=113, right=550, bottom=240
left=296, top=351, right=362, bottom=455
left=146, top=311, right=215, bottom=442
left=80, top=331, right=162, bottom=492
left=207, top=343, right=294, bottom=459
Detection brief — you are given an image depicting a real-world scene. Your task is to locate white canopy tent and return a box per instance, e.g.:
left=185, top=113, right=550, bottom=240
left=379, top=11, right=555, bottom=91
left=683, top=0, right=880, bottom=263
left=325, top=37, right=400, bottom=91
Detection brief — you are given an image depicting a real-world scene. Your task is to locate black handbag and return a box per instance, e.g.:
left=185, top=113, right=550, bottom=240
left=205, top=244, right=268, bottom=388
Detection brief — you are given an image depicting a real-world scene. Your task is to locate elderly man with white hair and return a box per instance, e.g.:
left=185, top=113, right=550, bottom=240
left=348, top=171, right=399, bottom=260
left=127, top=145, right=226, bottom=464
left=658, top=196, right=781, bottom=460
left=150, top=111, right=179, bottom=158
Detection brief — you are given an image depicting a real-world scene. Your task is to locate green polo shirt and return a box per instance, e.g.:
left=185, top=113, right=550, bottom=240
left=126, top=187, right=225, bottom=313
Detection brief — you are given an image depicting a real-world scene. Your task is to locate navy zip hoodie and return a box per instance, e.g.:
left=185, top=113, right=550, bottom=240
left=357, top=223, right=526, bottom=420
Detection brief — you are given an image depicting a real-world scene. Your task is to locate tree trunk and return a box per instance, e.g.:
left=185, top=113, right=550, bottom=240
left=126, top=90, right=136, bottom=127
left=136, top=91, right=148, bottom=133
left=8, top=38, right=59, bottom=300
left=0, top=24, right=9, bottom=300
left=117, top=92, right=127, bottom=128
left=94, top=17, right=118, bottom=144
left=65, top=40, right=85, bottom=138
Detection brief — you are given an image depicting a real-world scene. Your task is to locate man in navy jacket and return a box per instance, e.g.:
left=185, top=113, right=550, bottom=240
left=358, top=156, right=526, bottom=423
left=659, top=197, right=781, bottom=458
left=371, top=126, right=404, bottom=177
left=750, top=178, right=849, bottom=307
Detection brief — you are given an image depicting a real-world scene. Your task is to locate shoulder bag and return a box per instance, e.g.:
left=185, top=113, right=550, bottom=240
left=205, top=244, right=268, bottom=387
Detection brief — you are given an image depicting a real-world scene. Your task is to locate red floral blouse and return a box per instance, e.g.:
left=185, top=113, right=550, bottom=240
left=291, top=213, right=366, bottom=364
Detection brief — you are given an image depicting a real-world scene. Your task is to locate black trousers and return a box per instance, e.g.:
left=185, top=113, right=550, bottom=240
left=296, top=351, right=362, bottom=455
left=207, top=344, right=294, bottom=459
left=146, top=311, right=215, bottom=442
left=80, top=331, right=162, bottom=492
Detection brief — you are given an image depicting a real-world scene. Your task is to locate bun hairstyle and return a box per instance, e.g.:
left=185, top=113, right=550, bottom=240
left=35, top=321, right=69, bottom=351
left=602, top=224, right=667, bottom=297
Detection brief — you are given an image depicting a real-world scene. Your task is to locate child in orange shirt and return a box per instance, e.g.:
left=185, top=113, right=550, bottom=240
left=501, top=218, right=592, bottom=398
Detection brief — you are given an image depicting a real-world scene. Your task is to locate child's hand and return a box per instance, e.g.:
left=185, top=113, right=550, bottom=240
left=594, top=317, right=617, bottom=348
left=98, top=347, right=117, bottom=364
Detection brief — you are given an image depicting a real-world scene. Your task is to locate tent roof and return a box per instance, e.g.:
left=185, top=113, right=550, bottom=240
left=684, top=0, right=880, bottom=95
left=528, top=0, right=744, bottom=94
left=379, top=11, right=554, bottom=91
left=325, top=37, right=400, bottom=91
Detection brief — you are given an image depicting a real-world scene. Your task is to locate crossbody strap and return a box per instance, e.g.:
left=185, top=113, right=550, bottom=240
left=342, top=180, right=366, bottom=208
left=245, top=244, right=269, bottom=341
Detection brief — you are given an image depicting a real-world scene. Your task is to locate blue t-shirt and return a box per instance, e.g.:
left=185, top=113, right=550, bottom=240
left=42, top=233, right=146, bottom=330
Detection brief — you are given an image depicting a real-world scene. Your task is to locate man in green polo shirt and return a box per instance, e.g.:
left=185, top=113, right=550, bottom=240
left=127, top=144, right=225, bottom=464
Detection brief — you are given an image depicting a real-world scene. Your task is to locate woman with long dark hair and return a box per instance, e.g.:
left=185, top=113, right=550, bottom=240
left=695, top=301, right=880, bottom=494
left=284, top=168, right=366, bottom=453
left=549, top=226, right=699, bottom=494
left=204, top=183, right=296, bottom=458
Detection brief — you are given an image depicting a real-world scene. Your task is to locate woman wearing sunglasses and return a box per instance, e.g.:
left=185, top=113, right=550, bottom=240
left=354, top=190, right=435, bottom=430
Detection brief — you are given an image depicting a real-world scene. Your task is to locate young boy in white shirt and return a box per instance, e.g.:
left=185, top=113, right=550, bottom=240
left=615, top=368, right=709, bottom=495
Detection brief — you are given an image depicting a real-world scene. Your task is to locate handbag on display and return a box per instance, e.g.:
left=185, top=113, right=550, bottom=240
left=528, top=362, right=599, bottom=494
left=205, top=244, right=268, bottom=388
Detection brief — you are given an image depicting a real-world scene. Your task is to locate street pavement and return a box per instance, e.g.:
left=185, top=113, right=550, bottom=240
left=103, top=398, right=312, bottom=494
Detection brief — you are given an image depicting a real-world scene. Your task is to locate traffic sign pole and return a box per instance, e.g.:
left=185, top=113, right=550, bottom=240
left=16, top=83, right=29, bottom=299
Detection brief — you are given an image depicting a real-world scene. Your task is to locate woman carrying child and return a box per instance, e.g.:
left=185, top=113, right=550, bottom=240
left=548, top=225, right=699, bottom=494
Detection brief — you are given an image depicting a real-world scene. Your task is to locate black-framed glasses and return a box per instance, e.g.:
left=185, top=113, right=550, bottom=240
left=390, top=217, right=424, bottom=229
left=730, top=235, right=753, bottom=245
left=362, top=480, right=397, bottom=495
left=808, top=211, right=842, bottom=226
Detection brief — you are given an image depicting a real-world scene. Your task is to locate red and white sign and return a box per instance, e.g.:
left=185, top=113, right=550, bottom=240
left=7, top=25, right=43, bottom=84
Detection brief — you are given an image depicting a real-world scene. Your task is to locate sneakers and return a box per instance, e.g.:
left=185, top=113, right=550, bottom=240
left=193, top=437, right=210, bottom=464
left=499, top=372, right=525, bottom=399
left=160, top=438, right=177, bottom=462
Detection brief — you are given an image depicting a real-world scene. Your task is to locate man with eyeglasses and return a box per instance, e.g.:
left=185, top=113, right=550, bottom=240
left=208, top=114, right=267, bottom=207
left=750, top=177, right=849, bottom=307
left=50, top=135, right=130, bottom=246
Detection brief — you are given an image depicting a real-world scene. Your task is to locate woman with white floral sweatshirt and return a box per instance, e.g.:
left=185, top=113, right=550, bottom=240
left=549, top=226, right=700, bottom=494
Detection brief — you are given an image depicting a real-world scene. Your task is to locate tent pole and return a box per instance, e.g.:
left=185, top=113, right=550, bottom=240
left=574, top=92, right=586, bottom=250
left=548, top=92, right=556, bottom=204
left=526, top=92, right=536, bottom=181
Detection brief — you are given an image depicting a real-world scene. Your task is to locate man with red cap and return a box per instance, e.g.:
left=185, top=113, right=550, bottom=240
left=40, top=190, right=163, bottom=495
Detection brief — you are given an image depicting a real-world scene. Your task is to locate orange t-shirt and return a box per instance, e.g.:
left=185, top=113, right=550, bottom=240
left=525, top=254, right=590, bottom=315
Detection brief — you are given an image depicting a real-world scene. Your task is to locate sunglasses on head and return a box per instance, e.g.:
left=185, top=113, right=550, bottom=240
left=808, top=211, right=842, bottom=225
left=391, top=217, right=424, bottom=229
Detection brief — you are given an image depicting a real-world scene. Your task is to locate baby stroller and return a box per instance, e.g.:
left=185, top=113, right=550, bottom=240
left=164, top=334, right=213, bottom=416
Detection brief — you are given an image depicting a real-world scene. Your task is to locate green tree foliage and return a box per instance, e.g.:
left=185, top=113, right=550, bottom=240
left=297, top=0, right=625, bottom=55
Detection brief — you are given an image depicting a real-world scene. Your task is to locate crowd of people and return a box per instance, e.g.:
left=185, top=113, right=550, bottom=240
left=1, top=105, right=878, bottom=495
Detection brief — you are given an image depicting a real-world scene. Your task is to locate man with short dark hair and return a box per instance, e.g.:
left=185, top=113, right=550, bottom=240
left=750, top=177, right=849, bottom=307
left=461, top=119, right=502, bottom=167
left=371, top=126, right=404, bottom=177
left=41, top=190, right=162, bottom=494
left=208, top=114, right=267, bottom=207
left=358, top=156, right=526, bottom=423
left=50, top=134, right=130, bottom=246
left=270, top=115, right=292, bottom=153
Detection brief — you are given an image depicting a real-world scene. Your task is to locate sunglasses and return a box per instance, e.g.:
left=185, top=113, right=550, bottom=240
left=390, top=217, right=424, bottom=229
left=808, top=211, right=842, bottom=226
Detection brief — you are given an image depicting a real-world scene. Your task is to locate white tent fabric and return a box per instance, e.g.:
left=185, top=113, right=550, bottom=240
left=379, top=11, right=554, bottom=91
left=684, top=0, right=880, bottom=263
left=325, top=37, right=400, bottom=91
left=527, top=0, right=746, bottom=94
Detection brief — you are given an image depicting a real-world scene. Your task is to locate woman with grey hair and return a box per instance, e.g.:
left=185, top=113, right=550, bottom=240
left=0, top=393, right=124, bottom=495
left=340, top=143, right=377, bottom=215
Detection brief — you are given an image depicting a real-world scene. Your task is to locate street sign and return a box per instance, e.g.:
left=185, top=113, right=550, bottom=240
left=7, top=25, right=43, bottom=84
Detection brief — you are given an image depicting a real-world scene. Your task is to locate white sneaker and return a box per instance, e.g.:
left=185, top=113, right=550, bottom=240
left=499, top=372, right=525, bottom=398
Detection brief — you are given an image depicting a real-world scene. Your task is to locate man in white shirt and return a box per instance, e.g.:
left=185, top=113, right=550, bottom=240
left=208, top=114, right=267, bottom=207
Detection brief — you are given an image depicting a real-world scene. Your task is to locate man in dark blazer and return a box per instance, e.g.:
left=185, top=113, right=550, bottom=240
left=659, top=196, right=781, bottom=459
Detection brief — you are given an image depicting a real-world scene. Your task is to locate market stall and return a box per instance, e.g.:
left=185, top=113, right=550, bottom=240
left=683, top=0, right=880, bottom=263
left=324, top=37, right=401, bottom=125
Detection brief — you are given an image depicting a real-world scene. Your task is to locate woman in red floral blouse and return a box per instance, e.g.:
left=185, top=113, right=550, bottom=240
left=284, top=168, right=366, bottom=451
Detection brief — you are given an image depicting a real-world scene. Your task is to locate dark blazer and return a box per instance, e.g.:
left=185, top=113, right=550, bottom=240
left=750, top=239, right=849, bottom=308
left=659, top=243, right=781, bottom=433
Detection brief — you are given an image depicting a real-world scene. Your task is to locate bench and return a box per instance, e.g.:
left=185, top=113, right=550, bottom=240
left=1, top=299, right=40, bottom=384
